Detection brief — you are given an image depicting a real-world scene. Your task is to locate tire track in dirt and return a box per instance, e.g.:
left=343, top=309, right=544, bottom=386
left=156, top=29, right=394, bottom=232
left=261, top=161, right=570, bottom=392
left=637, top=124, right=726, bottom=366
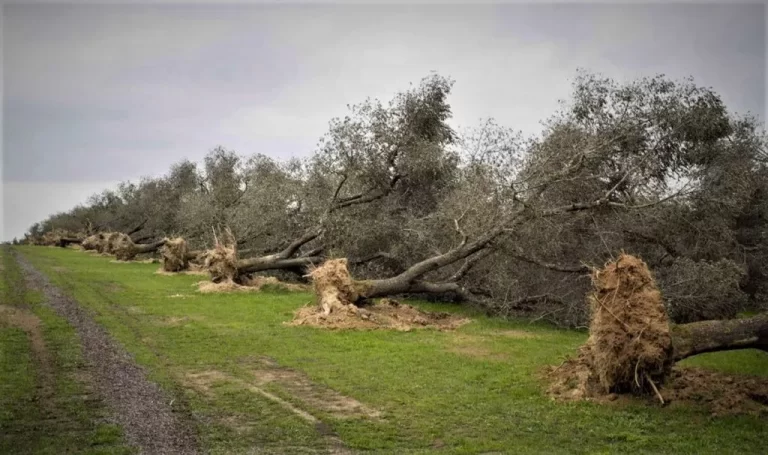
left=184, top=368, right=357, bottom=455
left=0, top=305, right=56, bottom=406
left=14, top=250, right=200, bottom=455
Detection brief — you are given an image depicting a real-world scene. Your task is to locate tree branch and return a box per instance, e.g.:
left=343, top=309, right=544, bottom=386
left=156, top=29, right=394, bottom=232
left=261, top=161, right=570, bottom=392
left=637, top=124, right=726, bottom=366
left=509, top=247, right=591, bottom=274
left=127, top=218, right=148, bottom=236
left=449, top=249, right=493, bottom=282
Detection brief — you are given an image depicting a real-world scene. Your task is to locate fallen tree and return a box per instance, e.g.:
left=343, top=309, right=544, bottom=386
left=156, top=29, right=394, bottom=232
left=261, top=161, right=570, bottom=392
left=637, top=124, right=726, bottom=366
left=113, top=234, right=168, bottom=261
left=549, top=253, right=768, bottom=403
left=287, top=258, right=470, bottom=330
left=81, top=233, right=106, bottom=251
left=308, top=191, right=642, bottom=305
left=39, top=229, right=85, bottom=248
left=202, top=228, right=323, bottom=283
left=54, top=236, right=83, bottom=248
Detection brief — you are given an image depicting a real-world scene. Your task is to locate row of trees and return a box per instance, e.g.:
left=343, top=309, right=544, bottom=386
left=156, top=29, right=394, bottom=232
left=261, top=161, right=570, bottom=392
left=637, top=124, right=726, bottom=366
left=27, top=70, right=768, bottom=327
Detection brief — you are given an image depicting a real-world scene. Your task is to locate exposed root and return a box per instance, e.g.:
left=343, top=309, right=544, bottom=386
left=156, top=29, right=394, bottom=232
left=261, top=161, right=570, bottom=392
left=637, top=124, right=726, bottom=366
left=307, top=258, right=361, bottom=314
left=161, top=238, right=189, bottom=272
left=39, top=229, right=84, bottom=247
left=81, top=233, right=105, bottom=252
left=101, top=232, right=122, bottom=255
left=112, top=233, right=138, bottom=261
left=547, top=363, right=768, bottom=416
left=202, top=228, right=238, bottom=283
left=548, top=253, right=674, bottom=399
left=286, top=298, right=470, bottom=331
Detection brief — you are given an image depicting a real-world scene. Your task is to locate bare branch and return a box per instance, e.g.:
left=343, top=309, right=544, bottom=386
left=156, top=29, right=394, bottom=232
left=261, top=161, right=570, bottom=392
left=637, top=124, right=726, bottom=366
left=449, top=249, right=493, bottom=282
left=127, top=218, right=148, bottom=236
left=509, top=247, right=591, bottom=274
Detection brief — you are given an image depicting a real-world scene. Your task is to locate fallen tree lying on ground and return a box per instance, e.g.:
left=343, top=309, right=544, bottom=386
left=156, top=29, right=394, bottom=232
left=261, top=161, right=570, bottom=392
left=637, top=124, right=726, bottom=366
left=81, top=233, right=105, bottom=251
left=202, top=228, right=323, bottom=283
left=113, top=234, right=168, bottom=261
left=38, top=229, right=85, bottom=248
left=287, top=258, right=470, bottom=330
left=549, top=253, right=768, bottom=403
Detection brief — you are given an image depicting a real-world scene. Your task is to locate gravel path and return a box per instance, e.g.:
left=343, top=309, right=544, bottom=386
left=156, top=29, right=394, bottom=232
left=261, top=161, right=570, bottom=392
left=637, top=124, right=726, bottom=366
left=15, top=251, right=200, bottom=455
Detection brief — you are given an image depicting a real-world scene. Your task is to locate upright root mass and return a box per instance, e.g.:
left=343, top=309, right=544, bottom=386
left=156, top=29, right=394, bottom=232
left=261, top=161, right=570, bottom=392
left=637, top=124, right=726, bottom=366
left=549, top=254, right=674, bottom=399
left=588, top=254, right=674, bottom=393
left=161, top=238, right=189, bottom=272
left=103, top=232, right=122, bottom=255
left=81, top=234, right=103, bottom=251
left=288, top=258, right=469, bottom=331
left=308, top=258, right=361, bottom=314
left=202, top=228, right=239, bottom=283
left=112, top=233, right=138, bottom=261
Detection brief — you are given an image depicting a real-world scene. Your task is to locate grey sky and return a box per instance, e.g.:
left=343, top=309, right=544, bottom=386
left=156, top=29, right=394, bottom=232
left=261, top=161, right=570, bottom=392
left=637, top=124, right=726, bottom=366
left=2, top=3, right=765, bottom=241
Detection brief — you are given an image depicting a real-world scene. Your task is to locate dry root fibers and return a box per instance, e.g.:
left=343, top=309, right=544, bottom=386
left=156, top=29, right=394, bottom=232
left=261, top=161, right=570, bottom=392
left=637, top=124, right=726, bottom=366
left=81, top=234, right=103, bottom=251
left=287, top=258, right=469, bottom=331
left=547, top=253, right=768, bottom=416
left=112, top=233, right=138, bottom=261
left=161, top=238, right=189, bottom=272
left=307, top=258, right=361, bottom=314
left=202, top=229, right=239, bottom=283
left=548, top=254, right=673, bottom=398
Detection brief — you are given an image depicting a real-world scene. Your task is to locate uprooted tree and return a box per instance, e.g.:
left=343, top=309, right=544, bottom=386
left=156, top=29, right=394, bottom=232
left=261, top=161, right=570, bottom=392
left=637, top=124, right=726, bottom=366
left=159, top=237, right=207, bottom=272
left=298, top=69, right=768, bottom=329
left=113, top=235, right=168, bottom=261
left=549, top=253, right=768, bottom=402
left=194, top=74, right=462, bottom=283
left=26, top=70, right=768, bottom=332
left=202, top=227, right=323, bottom=283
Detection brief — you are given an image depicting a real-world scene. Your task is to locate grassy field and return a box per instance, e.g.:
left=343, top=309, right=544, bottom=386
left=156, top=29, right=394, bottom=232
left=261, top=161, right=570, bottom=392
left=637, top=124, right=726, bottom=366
left=0, top=247, right=133, bottom=454
left=7, top=245, right=768, bottom=454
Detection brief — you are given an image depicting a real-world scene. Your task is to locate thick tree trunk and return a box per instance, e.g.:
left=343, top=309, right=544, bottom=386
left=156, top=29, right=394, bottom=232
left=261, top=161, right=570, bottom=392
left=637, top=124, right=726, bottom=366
left=56, top=237, right=83, bottom=248
left=115, top=238, right=167, bottom=261
left=237, top=255, right=323, bottom=274
left=131, top=234, right=154, bottom=244
left=671, top=312, right=768, bottom=361
left=135, top=239, right=167, bottom=254
left=233, top=230, right=322, bottom=275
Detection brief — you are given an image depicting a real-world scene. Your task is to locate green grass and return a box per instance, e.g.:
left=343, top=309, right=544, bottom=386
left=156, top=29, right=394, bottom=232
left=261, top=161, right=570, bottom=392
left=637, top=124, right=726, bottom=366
left=0, top=247, right=134, bottom=455
left=15, top=245, right=768, bottom=454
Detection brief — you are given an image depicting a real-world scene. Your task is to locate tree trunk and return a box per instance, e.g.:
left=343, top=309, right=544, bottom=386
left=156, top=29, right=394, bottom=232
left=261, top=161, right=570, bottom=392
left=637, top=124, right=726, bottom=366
left=135, top=239, right=167, bottom=255
left=237, top=256, right=323, bottom=275
left=204, top=228, right=323, bottom=282
left=115, top=238, right=167, bottom=261
left=671, top=312, right=768, bottom=361
left=56, top=237, right=83, bottom=248
left=232, top=230, right=322, bottom=276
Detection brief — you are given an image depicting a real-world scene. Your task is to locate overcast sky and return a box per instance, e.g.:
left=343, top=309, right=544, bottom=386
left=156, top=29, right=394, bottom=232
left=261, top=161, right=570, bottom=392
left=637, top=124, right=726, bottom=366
left=2, top=3, right=765, bottom=241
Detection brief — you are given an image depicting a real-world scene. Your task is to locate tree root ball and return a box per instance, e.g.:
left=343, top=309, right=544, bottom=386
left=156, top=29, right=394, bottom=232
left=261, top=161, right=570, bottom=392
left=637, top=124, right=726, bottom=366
left=102, top=232, right=123, bottom=255
left=202, top=243, right=238, bottom=283
left=161, top=238, right=189, bottom=272
left=81, top=234, right=102, bottom=251
left=549, top=253, right=674, bottom=399
left=113, top=233, right=139, bottom=261
left=91, top=233, right=112, bottom=253
left=307, top=258, right=361, bottom=314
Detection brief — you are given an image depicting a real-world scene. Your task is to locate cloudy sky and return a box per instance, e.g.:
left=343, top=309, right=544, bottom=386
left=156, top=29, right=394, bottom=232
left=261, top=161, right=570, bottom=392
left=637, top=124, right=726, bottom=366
left=2, top=2, right=765, bottom=241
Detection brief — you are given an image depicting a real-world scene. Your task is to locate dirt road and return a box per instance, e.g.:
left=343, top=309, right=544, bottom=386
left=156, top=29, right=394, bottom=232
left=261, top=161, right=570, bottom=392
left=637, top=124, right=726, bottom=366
left=14, top=251, right=200, bottom=455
